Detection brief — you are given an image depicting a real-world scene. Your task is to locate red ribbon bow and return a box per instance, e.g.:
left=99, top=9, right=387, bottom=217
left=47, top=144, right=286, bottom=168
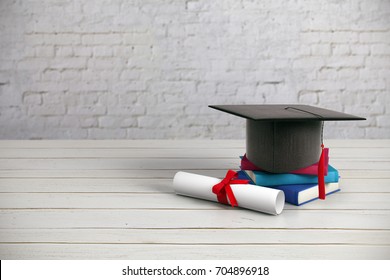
left=212, top=170, right=249, bottom=207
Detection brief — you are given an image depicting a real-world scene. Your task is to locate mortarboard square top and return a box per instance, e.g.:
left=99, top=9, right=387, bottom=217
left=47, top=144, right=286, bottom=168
left=209, top=104, right=365, bottom=173
left=208, top=104, right=365, bottom=121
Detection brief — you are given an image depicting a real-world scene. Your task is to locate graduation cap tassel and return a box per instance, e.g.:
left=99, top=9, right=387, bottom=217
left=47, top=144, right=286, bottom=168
left=318, top=144, right=326, bottom=199
left=318, top=122, right=326, bottom=200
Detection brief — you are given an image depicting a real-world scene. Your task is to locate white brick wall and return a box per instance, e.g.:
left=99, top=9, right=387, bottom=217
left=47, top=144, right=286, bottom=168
left=0, top=0, right=389, bottom=139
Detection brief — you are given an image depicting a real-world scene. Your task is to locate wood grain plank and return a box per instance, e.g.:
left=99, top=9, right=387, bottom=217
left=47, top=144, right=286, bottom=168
left=0, top=169, right=229, bottom=178
left=0, top=139, right=389, bottom=148
left=0, top=158, right=239, bottom=170
left=0, top=209, right=389, bottom=230
left=0, top=140, right=246, bottom=149
left=0, top=178, right=173, bottom=193
left=0, top=228, right=389, bottom=245
left=0, top=148, right=246, bottom=158
left=0, top=178, right=388, bottom=193
left=0, top=244, right=388, bottom=259
left=0, top=169, right=389, bottom=179
left=0, top=193, right=389, bottom=210
left=0, top=147, right=389, bottom=159
left=339, top=178, right=390, bottom=192
left=0, top=158, right=389, bottom=170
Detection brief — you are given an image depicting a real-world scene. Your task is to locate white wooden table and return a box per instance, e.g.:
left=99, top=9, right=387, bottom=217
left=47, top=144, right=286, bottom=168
left=0, top=140, right=389, bottom=259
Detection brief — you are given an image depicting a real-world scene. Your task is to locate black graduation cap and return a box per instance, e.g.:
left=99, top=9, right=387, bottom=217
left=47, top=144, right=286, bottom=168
left=209, top=104, right=366, bottom=173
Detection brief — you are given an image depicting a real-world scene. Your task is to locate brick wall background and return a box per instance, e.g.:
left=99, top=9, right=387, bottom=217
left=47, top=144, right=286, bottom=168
left=0, top=0, right=389, bottom=139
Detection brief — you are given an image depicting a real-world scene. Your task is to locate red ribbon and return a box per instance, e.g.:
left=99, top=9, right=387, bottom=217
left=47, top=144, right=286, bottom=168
left=212, top=170, right=249, bottom=207
left=318, top=144, right=326, bottom=200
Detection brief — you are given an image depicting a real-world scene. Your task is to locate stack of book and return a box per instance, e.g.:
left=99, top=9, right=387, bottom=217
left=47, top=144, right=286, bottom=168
left=238, top=148, right=340, bottom=206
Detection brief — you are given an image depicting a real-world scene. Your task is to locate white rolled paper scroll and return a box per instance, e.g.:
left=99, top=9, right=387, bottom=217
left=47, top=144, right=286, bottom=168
left=173, top=171, right=285, bottom=215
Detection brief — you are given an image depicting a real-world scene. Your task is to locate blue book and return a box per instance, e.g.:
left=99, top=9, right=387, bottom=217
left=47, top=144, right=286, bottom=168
left=237, top=170, right=340, bottom=206
left=267, top=182, right=340, bottom=206
left=243, top=165, right=339, bottom=187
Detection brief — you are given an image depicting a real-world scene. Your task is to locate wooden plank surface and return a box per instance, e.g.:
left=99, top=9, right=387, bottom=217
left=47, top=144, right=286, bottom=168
left=1, top=209, right=389, bottom=230
left=0, top=193, right=389, bottom=210
left=0, top=139, right=388, bottom=148
left=1, top=158, right=389, bottom=170
left=1, top=178, right=389, bottom=193
left=0, top=244, right=389, bottom=260
left=0, top=140, right=389, bottom=260
left=0, top=169, right=388, bottom=179
left=1, top=147, right=389, bottom=159
left=1, top=229, right=389, bottom=245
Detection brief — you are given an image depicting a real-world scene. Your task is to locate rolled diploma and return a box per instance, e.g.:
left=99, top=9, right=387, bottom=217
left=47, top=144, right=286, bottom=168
left=173, top=171, right=285, bottom=215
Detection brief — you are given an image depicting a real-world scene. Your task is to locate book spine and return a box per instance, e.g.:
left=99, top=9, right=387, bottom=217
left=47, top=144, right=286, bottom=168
left=253, top=171, right=339, bottom=186
left=282, top=188, right=299, bottom=206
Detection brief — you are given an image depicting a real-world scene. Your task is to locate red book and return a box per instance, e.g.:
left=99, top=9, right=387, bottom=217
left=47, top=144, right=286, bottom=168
left=240, top=148, right=329, bottom=176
